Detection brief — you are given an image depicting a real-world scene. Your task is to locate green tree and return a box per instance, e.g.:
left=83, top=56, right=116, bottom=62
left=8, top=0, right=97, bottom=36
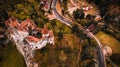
left=91, top=39, right=97, bottom=46
left=8, top=0, right=46, bottom=28
left=73, top=9, right=85, bottom=19
left=71, top=24, right=79, bottom=34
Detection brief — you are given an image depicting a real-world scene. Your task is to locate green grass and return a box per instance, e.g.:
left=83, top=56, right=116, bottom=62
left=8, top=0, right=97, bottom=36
left=96, top=32, right=120, bottom=53
left=0, top=44, right=26, bottom=67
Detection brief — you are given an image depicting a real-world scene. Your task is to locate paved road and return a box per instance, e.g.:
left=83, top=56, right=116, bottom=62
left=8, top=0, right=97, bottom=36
left=86, top=30, right=106, bottom=67
left=51, top=0, right=73, bottom=27
left=51, top=0, right=106, bottom=67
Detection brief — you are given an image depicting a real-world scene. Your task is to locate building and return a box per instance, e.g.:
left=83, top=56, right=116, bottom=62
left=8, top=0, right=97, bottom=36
left=40, top=0, right=53, bottom=11
left=87, top=24, right=95, bottom=32
left=5, top=17, right=54, bottom=50
left=5, top=17, right=54, bottom=67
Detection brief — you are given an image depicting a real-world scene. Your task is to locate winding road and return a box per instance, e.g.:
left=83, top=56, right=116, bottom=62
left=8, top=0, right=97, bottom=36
left=51, top=0, right=73, bottom=27
left=51, top=0, right=106, bottom=67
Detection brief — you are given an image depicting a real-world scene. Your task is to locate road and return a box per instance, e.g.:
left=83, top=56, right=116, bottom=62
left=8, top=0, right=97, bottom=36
left=70, top=0, right=77, bottom=7
left=51, top=0, right=73, bottom=27
left=51, top=0, right=106, bottom=67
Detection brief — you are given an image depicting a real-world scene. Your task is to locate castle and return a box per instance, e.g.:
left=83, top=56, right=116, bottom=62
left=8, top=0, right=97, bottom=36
left=5, top=17, right=54, bottom=67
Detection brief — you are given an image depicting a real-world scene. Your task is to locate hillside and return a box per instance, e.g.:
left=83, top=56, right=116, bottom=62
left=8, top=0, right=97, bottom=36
left=0, top=0, right=120, bottom=67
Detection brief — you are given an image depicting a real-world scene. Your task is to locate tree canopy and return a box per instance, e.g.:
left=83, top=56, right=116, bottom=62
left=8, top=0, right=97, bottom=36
left=73, top=9, right=85, bottom=19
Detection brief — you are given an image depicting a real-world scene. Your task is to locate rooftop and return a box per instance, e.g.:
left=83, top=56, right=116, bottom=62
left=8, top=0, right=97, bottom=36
left=5, top=17, right=54, bottom=48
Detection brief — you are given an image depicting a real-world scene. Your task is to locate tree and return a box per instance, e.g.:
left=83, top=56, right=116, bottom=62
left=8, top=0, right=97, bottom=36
left=86, top=0, right=101, bottom=4
left=61, top=0, right=68, bottom=10
left=90, top=39, right=97, bottom=46
left=86, top=14, right=91, bottom=20
left=73, top=9, right=85, bottom=19
left=57, top=32, right=63, bottom=40
left=110, top=53, right=120, bottom=66
left=0, top=0, right=24, bottom=27
left=86, top=14, right=95, bottom=21
left=59, top=50, right=67, bottom=62
left=76, top=19, right=89, bottom=26
left=81, top=45, right=94, bottom=61
left=71, top=24, right=79, bottom=34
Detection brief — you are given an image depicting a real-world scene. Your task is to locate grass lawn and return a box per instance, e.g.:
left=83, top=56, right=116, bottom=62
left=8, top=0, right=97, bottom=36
left=96, top=32, right=120, bottom=54
left=0, top=44, right=26, bottom=67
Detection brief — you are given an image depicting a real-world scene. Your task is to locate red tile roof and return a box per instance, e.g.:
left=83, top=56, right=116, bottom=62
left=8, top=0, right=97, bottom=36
left=42, top=25, right=48, bottom=34
left=6, top=17, right=54, bottom=44
left=5, top=17, right=20, bottom=29
left=88, top=24, right=95, bottom=31
left=25, top=36, right=40, bottom=42
left=20, top=19, right=36, bottom=30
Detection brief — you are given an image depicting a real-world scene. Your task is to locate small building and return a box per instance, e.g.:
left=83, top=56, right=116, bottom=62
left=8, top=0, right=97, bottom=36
left=40, top=0, right=52, bottom=11
left=87, top=24, right=95, bottom=32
